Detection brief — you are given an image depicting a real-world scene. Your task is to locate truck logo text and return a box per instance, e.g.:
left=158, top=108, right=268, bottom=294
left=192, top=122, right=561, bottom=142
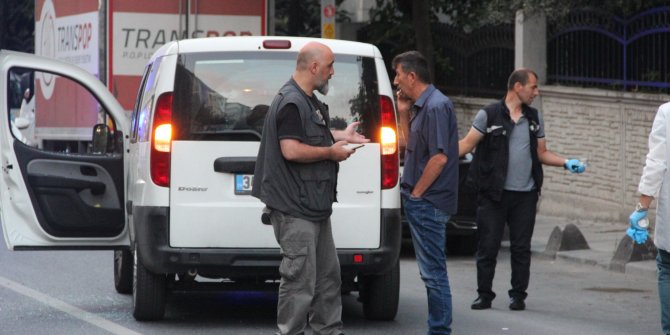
left=58, top=22, right=93, bottom=52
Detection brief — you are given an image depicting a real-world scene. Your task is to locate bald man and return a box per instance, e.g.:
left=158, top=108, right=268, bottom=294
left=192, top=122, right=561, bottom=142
left=253, top=41, right=368, bottom=335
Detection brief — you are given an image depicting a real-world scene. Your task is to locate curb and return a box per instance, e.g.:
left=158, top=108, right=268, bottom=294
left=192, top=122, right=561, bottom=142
left=528, top=223, right=657, bottom=280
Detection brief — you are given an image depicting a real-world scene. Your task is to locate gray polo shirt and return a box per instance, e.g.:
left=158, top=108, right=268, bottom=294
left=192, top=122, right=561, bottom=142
left=472, top=109, right=545, bottom=191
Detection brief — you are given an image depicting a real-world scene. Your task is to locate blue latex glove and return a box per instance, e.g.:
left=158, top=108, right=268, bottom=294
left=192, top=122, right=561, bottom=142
left=626, top=227, right=649, bottom=244
left=627, top=209, right=649, bottom=244
left=564, top=159, right=586, bottom=173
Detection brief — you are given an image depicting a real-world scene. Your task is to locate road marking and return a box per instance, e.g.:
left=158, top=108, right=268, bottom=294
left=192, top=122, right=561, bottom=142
left=0, top=275, right=141, bottom=335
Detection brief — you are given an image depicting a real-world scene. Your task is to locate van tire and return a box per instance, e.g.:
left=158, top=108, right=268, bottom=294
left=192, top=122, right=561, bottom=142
left=114, top=249, right=133, bottom=294
left=132, top=248, right=166, bottom=321
left=360, top=260, right=399, bottom=321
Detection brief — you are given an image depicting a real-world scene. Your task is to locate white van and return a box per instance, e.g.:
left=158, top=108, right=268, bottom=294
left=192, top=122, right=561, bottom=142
left=0, top=37, right=401, bottom=321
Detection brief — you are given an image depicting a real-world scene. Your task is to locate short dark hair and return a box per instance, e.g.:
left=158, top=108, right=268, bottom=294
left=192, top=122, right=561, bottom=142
left=507, top=68, right=538, bottom=90
left=392, top=51, right=432, bottom=84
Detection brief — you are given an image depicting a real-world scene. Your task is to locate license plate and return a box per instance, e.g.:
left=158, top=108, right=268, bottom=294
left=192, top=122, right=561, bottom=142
left=235, top=174, right=254, bottom=195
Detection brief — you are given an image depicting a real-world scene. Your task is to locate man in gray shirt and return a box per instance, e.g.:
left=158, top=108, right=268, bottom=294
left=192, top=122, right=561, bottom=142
left=459, top=68, right=586, bottom=311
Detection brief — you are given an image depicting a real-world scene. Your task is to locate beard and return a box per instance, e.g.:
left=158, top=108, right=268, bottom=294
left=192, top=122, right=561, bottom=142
left=316, top=78, right=330, bottom=96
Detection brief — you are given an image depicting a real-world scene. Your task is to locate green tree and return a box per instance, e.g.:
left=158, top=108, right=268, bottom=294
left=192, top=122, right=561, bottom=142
left=362, top=0, right=450, bottom=84
left=0, top=0, right=34, bottom=52
left=274, top=0, right=350, bottom=37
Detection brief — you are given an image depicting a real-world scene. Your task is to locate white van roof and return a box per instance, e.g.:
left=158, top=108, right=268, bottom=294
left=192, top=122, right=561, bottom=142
left=150, top=36, right=382, bottom=62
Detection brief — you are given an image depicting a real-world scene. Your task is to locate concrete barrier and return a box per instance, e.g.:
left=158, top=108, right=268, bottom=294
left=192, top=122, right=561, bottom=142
left=609, top=235, right=656, bottom=272
left=544, top=223, right=590, bottom=258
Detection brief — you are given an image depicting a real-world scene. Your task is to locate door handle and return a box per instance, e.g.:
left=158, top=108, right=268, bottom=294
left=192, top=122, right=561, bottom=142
left=28, top=175, right=106, bottom=195
left=213, top=157, right=256, bottom=174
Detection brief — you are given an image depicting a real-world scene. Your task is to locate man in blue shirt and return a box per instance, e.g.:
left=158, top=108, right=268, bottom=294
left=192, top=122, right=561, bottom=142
left=394, top=51, right=458, bottom=335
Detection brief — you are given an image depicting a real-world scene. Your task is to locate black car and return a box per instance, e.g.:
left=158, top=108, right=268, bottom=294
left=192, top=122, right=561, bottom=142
left=400, top=154, right=478, bottom=255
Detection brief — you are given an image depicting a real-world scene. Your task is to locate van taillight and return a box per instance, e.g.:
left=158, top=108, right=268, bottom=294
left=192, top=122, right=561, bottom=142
left=380, top=95, right=399, bottom=189
left=150, top=92, right=173, bottom=187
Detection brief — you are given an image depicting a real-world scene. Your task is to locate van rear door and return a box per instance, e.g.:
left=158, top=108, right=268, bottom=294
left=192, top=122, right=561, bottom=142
left=168, top=50, right=382, bottom=249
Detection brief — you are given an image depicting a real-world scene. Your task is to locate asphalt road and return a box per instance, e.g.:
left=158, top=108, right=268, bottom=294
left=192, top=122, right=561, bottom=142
left=0, top=239, right=661, bottom=335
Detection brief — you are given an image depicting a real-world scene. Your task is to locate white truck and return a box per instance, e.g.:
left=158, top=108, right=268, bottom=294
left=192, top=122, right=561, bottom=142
left=31, top=0, right=270, bottom=151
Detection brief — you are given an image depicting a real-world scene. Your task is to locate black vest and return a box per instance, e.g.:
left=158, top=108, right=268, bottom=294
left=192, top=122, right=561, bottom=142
left=252, top=78, right=338, bottom=221
left=467, top=100, right=543, bottom=202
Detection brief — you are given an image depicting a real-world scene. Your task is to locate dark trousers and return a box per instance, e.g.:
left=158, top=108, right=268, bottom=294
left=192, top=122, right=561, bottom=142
left=475, top=190, right=539, bottom=301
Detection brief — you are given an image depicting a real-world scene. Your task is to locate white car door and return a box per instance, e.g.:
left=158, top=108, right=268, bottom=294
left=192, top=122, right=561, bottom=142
left=0, top=51, right=130, bottom=249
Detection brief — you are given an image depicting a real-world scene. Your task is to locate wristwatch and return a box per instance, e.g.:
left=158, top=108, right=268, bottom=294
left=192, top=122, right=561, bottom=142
left=635, top=202, right=650, bottom=229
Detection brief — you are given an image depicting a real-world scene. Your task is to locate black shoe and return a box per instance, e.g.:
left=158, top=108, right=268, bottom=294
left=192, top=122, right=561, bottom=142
left=471, top=296, right=492, bottom=310
left=509, top=297, right=526, bottom=311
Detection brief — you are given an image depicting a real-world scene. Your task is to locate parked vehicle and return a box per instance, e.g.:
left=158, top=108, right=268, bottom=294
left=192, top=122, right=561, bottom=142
left=0, top=36, right=401, bottom=321
left=400, top=154, right=478, bottom=255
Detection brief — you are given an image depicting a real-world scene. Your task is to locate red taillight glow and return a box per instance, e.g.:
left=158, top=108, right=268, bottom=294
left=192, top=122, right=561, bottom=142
left=380, top=96, right=399, bottom=189
left=263, top=40, right=291, bottom=49
left=353, top=254, right=364, bottom=263
left=150, top=92, right=173, bottom=187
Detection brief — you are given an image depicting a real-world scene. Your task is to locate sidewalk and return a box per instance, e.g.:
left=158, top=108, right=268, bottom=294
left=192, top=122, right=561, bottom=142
left=527, top=214, right=657, bottom=279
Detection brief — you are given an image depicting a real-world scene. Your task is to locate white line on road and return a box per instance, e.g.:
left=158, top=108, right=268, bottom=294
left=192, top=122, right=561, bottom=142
left=0, top=275, right=141, bottom=335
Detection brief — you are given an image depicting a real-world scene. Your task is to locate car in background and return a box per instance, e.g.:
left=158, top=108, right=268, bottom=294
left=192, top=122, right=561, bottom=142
left=400, top=153, right=478, bottom=255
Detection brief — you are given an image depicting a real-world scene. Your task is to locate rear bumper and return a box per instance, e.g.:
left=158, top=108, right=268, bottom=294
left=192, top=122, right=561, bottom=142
left=339, top=208, right=401, bottom=275
left=133, top=206, right=401, bottom=276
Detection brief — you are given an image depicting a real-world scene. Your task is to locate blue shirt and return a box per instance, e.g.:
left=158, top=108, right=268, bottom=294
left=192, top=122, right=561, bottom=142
left=401, top=85, right=459, bottom=214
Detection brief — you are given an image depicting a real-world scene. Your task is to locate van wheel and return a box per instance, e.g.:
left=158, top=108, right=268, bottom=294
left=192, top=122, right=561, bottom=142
left=132, top=248, right=166, bottom=321
left=360, top=260, right=399, bottom=321
left=114, top=249, right=133, bottom=294
left=446, top=234, right=478, bottom=256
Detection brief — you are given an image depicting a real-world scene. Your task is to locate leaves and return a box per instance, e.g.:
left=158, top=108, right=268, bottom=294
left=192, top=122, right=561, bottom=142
left=274, top=0, right=352, bottom=37
left=0, top=0, right=34, bottom=52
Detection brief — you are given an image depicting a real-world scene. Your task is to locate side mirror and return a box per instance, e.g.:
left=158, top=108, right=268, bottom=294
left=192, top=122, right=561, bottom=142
left=14, top=117, right=30, bottom=129
left=92, top=123, right=109, bottom=154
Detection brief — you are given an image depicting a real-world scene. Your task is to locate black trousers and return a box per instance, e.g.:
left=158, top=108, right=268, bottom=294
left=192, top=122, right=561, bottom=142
left=475, top=190, right=539, bottom=301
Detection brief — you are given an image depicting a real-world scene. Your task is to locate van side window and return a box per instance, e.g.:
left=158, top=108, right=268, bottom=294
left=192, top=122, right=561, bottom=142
left=131, top=64, right=153, bottom=143
left=7, top=68, right=118, bottom=154
left=137, top=57, right=163, bottom=142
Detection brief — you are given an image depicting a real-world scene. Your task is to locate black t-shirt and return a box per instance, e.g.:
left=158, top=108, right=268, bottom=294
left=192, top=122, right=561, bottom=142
left=277, top=103, right=304, bottom=140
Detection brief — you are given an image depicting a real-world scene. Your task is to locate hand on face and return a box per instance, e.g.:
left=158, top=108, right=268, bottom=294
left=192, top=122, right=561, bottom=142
left=396, top=89, right=412, bottom=115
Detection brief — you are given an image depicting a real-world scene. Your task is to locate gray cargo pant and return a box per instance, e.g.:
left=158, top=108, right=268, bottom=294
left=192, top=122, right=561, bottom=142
left=271, top=210, right=343, bottom=335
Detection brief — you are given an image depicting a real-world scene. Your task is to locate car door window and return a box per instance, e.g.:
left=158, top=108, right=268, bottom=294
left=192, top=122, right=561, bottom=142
left=7, top=68, right=119, bottom=154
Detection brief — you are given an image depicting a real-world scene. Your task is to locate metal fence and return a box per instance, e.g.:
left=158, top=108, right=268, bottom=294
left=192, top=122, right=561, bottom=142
left=548, top=7, right=670, bottom=93
left=435, top=23, right=515, bottom=98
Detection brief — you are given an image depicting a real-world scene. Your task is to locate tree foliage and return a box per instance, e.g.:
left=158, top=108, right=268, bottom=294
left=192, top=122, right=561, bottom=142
left=359, top=0, right=669, bottom=90
left=0, top=0, right=34, bottom=52
left=452, top=0, right=670, bottom=27
left=274, top=0, right=350, bottom=37
left=360, top=0, right=456, bottom=85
